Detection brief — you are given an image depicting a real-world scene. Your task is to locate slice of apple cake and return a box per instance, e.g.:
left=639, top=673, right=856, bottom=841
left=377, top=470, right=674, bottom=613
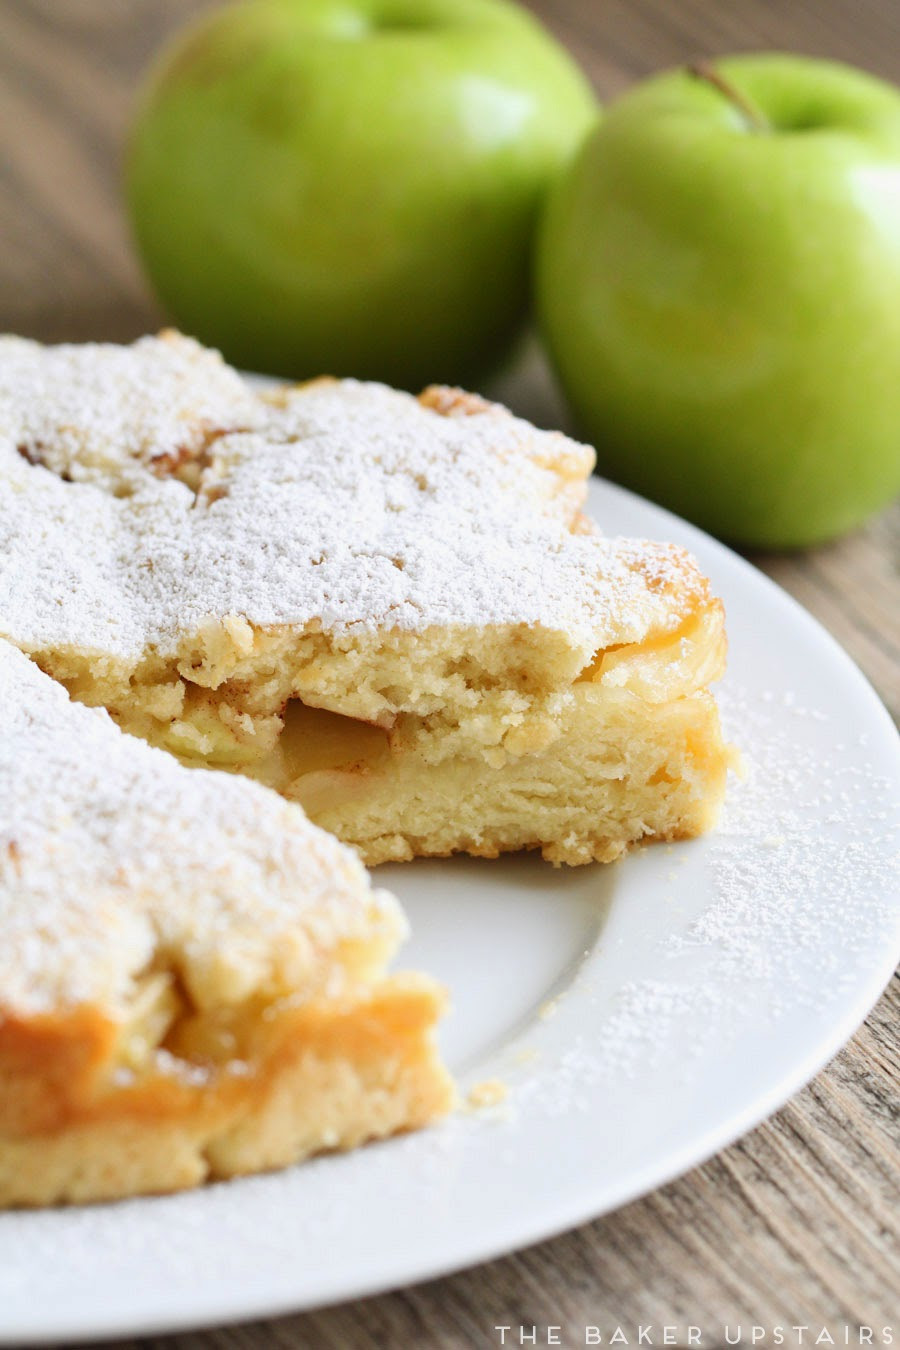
left=0, top=331, right=731, bottom=866
left=0, top=638, right=452, bottom=1207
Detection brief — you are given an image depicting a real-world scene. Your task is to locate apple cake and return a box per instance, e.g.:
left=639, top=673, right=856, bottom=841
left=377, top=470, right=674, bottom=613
left=0, top=637, right=452, bottom=1207
left=0, top=331, right=731, bottom=868
left=0, top=331, right=732, bottom=1205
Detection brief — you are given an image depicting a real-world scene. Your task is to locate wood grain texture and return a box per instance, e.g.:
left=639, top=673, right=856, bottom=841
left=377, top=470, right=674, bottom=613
left=0, top=1, right=897, bottom=1343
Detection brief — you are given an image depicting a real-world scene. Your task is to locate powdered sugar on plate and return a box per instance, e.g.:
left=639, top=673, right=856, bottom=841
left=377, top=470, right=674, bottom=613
left=504, top=678, right=898, bottom=1122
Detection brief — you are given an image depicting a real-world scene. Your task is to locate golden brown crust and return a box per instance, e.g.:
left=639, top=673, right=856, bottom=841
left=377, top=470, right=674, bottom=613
left=418, top=385, right=496, bottom=417
left=0, top=976, right=453, bottom=1207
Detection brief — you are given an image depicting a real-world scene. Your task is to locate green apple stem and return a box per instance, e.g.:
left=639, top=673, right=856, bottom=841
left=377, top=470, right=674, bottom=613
left=687, top=61, right=770, bottom=134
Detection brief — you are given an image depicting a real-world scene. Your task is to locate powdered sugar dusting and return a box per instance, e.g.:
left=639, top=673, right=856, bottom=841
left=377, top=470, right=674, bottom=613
left=0, top=331, right=258, bottom=489
left=0, top=641, right=403, bottom=1016
left=0, top=334, right=707, bottom=664
left=509, top=679, right=899, bottom=1117
left=681, top=683, right=898, bottom=989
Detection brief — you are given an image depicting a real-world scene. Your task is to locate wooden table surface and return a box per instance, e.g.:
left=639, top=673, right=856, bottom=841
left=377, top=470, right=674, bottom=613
left=1, top=1, right=898, bottom=1344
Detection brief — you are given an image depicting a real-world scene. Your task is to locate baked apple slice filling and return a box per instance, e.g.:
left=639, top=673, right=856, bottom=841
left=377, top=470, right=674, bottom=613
left=49, top=603, right=730, bottom=869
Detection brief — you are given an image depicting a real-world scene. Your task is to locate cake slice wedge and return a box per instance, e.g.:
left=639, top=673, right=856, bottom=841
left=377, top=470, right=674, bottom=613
left=0, top=640, right=453, bottom=1207
left=0, top=332, right=732, bottom=867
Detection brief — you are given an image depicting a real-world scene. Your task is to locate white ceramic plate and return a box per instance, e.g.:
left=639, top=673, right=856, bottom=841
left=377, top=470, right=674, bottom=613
left=1, top=374, right=898, bottom=1344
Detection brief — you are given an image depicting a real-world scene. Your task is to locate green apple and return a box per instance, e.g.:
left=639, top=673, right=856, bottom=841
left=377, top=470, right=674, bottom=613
left=126, top=0, right=597, bottom=388
left=536, top=54, right=900, bottom=549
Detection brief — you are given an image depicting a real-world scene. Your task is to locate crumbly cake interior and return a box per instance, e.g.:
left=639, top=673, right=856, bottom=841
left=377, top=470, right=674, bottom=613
left=0, top=639, right=452, bottom=1206
left=0, top=333, right=732, bottom=867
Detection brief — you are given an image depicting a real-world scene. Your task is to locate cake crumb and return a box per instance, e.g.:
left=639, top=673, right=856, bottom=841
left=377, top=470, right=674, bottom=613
left=467, top=1079, right=508, bottom=1109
